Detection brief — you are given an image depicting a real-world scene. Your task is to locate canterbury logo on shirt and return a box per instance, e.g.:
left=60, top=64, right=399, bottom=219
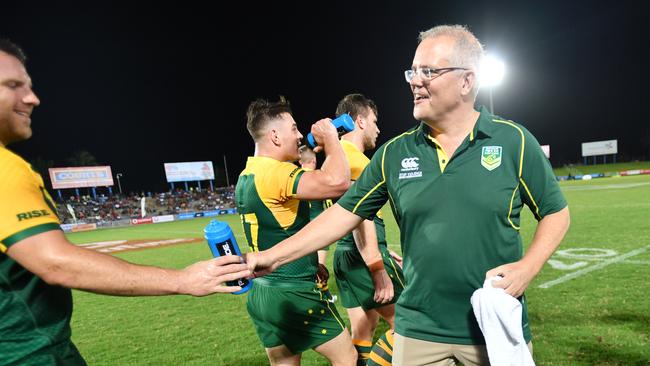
left=17, top=210, right=51, bottom=221
left=401, top=157, right=420, bottom=170
left=399, top=157, right=423, bottom=179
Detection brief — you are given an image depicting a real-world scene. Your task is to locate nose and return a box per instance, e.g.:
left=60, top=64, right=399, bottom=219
left=408, top=70, right=425, bottom=88
left=409, top=74, right=423, bottom=88
left=23, top=88, right=40, bottom=107
left=297, top=131, right=303, bottom=140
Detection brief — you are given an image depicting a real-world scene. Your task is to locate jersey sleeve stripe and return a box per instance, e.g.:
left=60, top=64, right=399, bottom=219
left=507, top=183, right=521, bottom=230
left=519, top=177, right=542, bottom=220
left=290, top=169, right=305, bottom=195
left=1, top=223, right=61, bottom=248
left=492, top=118, right=525, bottom=178
left=352, top=182, right=385, bottom=214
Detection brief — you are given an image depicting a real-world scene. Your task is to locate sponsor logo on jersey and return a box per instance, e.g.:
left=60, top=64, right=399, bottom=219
left=481, top=146, right=503, bottom=171
left=16, top=210, right=51, bottom=221
left=399, top=157, right=423, bottom=179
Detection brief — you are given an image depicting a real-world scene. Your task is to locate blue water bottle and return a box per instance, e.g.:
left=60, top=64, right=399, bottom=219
left=204, top=220, right=252, bottom=294
left=307, top=113, right=355, bottom=148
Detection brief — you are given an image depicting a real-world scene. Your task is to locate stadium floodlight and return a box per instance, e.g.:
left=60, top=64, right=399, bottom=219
left=480, top=54, right=506, bottom=114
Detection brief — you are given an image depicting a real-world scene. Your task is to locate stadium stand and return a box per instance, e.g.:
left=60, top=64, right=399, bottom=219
left=55, top=187, right=235, bottom=226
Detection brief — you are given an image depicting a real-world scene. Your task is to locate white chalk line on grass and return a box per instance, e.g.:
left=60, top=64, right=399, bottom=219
left=120, top=229, right=248, bottom=240
left=623, top=260, right=650, bottom=265
left=539, top=244, right=650, bottom=289
left=562, top=182, right=650, bottom=191
left=553, top=257, right=650, bottom=265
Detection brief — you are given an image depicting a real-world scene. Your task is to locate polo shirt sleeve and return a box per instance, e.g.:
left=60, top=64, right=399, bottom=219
left=0, top=158, right=61, bottom=252
left=337, top=143, right=389, bottom=220
left=519, top=128, right=567, bottom=220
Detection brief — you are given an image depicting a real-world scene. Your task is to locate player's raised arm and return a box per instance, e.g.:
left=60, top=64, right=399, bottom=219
left=294, top=119, right=350, bottom=200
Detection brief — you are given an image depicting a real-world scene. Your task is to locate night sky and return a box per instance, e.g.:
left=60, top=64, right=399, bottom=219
left=2, top=1, right=647, bottom=193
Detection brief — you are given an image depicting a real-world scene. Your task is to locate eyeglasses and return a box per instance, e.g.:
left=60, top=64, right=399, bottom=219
left=404, top=67, right=468, bottom=83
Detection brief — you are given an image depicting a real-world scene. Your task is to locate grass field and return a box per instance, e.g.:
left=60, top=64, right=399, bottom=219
left=68, top=174, right=650, bottom=365
left=552, top=161, right=650, bottom=176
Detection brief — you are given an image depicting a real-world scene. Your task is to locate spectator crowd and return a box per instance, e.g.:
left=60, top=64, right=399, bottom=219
left=55, top=187, right=236, bottom=225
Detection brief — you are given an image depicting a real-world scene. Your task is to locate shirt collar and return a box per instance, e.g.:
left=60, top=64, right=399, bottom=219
left=416, top=105, right=494, bottom=144
left=340, top=138, right=362, bottom=153
left=471, top=105, right=495, bottom=141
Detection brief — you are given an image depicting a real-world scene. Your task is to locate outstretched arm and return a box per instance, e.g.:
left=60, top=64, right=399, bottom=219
left=7, top=230, right=251, bottom=296
left=247, top=204, right=363, bottom=275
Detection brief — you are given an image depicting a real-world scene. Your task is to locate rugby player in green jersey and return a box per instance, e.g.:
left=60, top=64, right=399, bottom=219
left=0, top=39, right=250, bottom=366
left=236, top=97, right=356, bottom=365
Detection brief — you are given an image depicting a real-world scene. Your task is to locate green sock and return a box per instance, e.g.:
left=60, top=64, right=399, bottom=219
left=366, top=330, right=394, bottom=365
left=353, top=339, right=373, bottom=366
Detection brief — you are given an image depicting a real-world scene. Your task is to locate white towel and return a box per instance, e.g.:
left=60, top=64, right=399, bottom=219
left=470, top=276, right=535, bottom=366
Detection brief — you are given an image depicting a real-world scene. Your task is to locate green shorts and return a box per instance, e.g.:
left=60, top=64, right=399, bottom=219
left=9, top=340, right=87, bottom=366
left=246, top=278, right=347, bottom=354
left=333, top=245, right=405, bottom=310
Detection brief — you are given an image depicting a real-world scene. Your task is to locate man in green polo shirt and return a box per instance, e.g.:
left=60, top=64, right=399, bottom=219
left=247, top=24, right=570, bottom=366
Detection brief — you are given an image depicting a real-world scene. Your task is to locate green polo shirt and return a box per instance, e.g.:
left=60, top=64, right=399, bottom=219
left=338, top=106, right=567, bottom=345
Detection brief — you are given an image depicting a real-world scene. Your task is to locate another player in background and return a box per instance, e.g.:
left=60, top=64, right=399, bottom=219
left=333, top=94, right=405, bottom=365
left=298, top=146, right=336, bottom=302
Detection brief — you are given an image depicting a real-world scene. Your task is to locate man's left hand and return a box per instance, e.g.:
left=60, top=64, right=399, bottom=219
left=486, top=261, right=536, bottom=298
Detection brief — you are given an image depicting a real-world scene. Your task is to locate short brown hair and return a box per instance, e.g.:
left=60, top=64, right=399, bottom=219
left=0, top=39, right=27, bottom=64
left=246, top=96, right=292, bottom=141
left=335, top=93, right=378, bottom=120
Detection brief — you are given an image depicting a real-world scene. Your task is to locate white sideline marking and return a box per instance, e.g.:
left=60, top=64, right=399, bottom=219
left=96, top=238, right=197, bottom=253
left=124, top=229, right=200, bottom=235
left=539, top=244, right=650, bottom=289
left=78, top=240, right=127, bottom=248
left=556, top=258, right=650, bottom=265
left=547, top=259, right=588, bottom=270
left=623, top=260, right=650, bottom=265
left=562, top=182, right=650, bottom=191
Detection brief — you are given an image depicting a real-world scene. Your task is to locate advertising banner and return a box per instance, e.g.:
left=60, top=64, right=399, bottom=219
left=581, top=140, right=617, bottom=157
left=71, top=223, right=98, bottom=232
left=61, top=223, right=97, bottom=232
left=177, top=213, right=196, bottom=220
left=164, top=161, right=214, bottom=182
left=152, top=215, right=175, bottom=223
left=130, top=217, right=153, bottom=225
left=49, top=166, right=114, bottom=189
left=620, top=169, right=650, bottom=176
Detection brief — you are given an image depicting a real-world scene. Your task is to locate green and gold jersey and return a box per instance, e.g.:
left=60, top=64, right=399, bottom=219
left=0, top=146, right=75, bottom=364
left=236, top=156, right=317, bottom=282
left=308, top=199, right=331, bottom=222
left=338, top=106, right=567, bottom=345
left=336, top=140, right=387, bottom=249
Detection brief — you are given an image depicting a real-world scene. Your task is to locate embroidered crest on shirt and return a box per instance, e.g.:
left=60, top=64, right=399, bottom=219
left=481, top=146, right=502, bottom=171
left=399, top=157, right=422, bottom=179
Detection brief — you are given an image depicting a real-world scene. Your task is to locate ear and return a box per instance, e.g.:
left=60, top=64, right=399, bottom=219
left=460, top=70, right=476, bottom=97
left=269, top=128, right=281, bottom=146
left=355, top=115, right=366, bottom=130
